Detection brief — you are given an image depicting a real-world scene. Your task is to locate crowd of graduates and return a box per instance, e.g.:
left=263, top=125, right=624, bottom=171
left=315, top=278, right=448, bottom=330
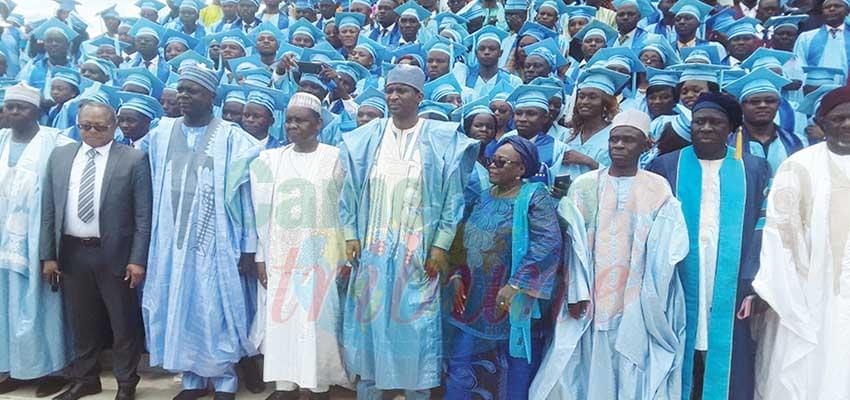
left=0, top=0, right=849, bottom=398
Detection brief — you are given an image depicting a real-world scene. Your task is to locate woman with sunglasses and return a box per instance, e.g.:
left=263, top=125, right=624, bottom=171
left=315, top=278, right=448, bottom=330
left=444, top=136, right=562, bottom=400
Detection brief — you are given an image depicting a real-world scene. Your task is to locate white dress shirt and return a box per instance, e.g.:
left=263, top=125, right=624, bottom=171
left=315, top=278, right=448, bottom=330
left=64, top=141, right=113, bottom=238
left=695, top=158, right=722, bottom=351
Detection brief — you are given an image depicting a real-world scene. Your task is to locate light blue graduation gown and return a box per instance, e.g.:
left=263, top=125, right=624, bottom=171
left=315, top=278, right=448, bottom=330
left=0, top=127, right=72, bottom=379
left=141, top=117, right=261, bottom=378
left=795, top=23, right=850, bottom=73
left=339, top=117, right=478, bottom=390
left=563, top=124, right=613, bottom=178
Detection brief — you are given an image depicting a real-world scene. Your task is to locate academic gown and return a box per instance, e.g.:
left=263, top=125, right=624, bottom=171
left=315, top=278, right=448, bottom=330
left=794, top=23, right=850, bottom=75
left=0, top=127, right=73, bottom=379
left=163, top=21, right=207, bottom=41
left=339, top=117, right=478, bottom=390
left=17, top=56, right=71, bottom=99
left=610, top=27, right=662, bottom=53
left=647, top=147, right=771, bottom=400
left=122, top=54, right=172, bottom=86
left=728, top=125, right=804, bottom=174
left=141, top=117, right=261, bottom=382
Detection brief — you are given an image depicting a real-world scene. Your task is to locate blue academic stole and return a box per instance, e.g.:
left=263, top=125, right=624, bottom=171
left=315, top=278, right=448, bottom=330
left=677, top=146, right=747, bottom=400
left=463, top=66, right=512, bottom=89
left=807, top=26, right=850, bottom=74
left=508, top=182, right=544, bottom=363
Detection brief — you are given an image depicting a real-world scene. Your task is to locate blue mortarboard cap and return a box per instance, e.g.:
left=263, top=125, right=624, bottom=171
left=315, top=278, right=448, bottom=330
left=489, top=79, right=517, bottom=105
left=295, top=0, right=316, bottom=10
left=670, top=0, right=712, bottom=22
left=705, top=6, right=736, bottom=32
left=236, top=67, right=273, bottom=86
left=392, top=43, right=425, bottom=66
left=301, top=43, right=345, bottom=63
left=452, top=95, right=494, bottom=122
left=718, top=68, right=746, bottom=88
left=116, top=67, right=165, bottom=99
left=355, top=35, right=390, bottom=65
left=80, top=56, right=116, bottom=78
left=725, top=67, right=791, bottom=100
left=763, top=14, right=808, bottom=30
left=53, top=0, right=80, bottom=12
left=524, top=38, right=568, bottom=70
left=177, top=0, right=203, bottom=12
left=646, top=67, right=681, bottom=88
left=120, top=17, right=139, bottom=28
left=245, top=84, right=287, bottom=115
left=215, top=84, right=246, bottom=106
left=565, top=5, right=596, bottom=20
left=355, top=87, right=388, bottom=115
left=574, top=19, right=619, bottom=42
left=577, top=67, right=630, bottom=96
left=299, top=73, right=329, bottom=92
left=168, top=49, right=214, bottom=71
left=84, top=36, right=133, bottom=54
left=803, top=66, right=847, bottom=87
left=423, top=35, right=466, bottom=60
left=530, top=76, right=565, bottom=99
left=289, top=18, right=326, bottom=43
left=97, top=4, right=120, bottom=19
left=639, top=37, right=682, bottom=66
left=518, top=21, right=559, bottom=41
left=434, top=12, right=469, bottom=29
left=470, top=25, right=509, bottom=48
left=161, top=28, right=200, bottom=50
left=227, top=54, right=264, bottom=72
left=335, top=12, right=366, bottom=29
left=458, top=0, right=485, bottom=20
left=613, top=0, right=656, bottom=18
left=588, top=47, right=645, bottom=73
left=276, top=41, right=304, bottom=60
left=508, top=84, right=559, bottom=110
left=418, top=100, right=455, bottom=120
left=215, top=29, right=252, bottom=50
left=740, top=48, right=793, bottom=71
left=669, top=62, right=729, bottom=83
left=535, top=0, right=568, bottom=13
left=6, top=14, right=24, bottom=27
left=721, top=17, right=759, bottom=39
left=68, top=14, right=88, bottom=32
left=681, top=44, right=722, bottom=64
left=79, top=82, right=121, bottom=108
left=505, top=0, right=528, bottom=11
left=135, top=0, right=166, bottom=11
left=117, top=90, right=164, bottom=120
left=32, top=18, right=79, bottom=42
left=330, top=60, right=371, bottom=81
left=797, top=84, right=840, bottom=116
left=440, top=23, right=471, bottom=44
left=424, top=72, right=463, bottom=102
left=50, top=66, right=81, bottom=90
left=249, top=21, right=287, bottom=45
left=129, top=18, right=166, bottom=41
left=395, top=1, right=431, bottom=21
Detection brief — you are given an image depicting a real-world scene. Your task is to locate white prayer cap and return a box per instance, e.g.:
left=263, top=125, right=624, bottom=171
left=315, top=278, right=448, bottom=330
left=288, top=92, right=322, bottom=115
left=611, top=109, right=651, bottom=137
left=4, top=82, right=41, bottom=108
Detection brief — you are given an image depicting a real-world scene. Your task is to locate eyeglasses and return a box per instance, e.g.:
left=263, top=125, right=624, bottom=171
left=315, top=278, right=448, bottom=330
left=488, top=157, right=519, bottom=169
left=77, top=123, right=111, bottom=133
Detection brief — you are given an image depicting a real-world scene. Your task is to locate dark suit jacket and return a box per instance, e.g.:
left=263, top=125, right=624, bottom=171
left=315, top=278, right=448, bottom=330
left=40, top=141, right=153, bottom=276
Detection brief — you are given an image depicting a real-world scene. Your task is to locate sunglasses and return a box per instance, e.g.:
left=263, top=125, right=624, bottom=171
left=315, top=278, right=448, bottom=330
left=77, top=123, right=111, bottom=133
left=488, top=157, right=519, bottom=169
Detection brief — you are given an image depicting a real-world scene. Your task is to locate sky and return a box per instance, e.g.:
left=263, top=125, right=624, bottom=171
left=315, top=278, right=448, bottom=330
left=23, top=0, right=148, bottom=35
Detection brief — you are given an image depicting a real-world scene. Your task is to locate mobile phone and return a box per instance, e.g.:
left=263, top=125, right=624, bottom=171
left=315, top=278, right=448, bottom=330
left=50, top=274, right=60, bottom=292
left=297, top=61, right=323, bottom=74
left=553, top=175, right=572, bottom=199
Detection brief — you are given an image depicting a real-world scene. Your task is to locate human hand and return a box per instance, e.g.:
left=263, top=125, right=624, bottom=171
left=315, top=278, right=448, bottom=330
left=42, top=260, right=61, bottom=284
left=125, top=264, right=146, bottom=289
left=425, top=247, right=449, bottom=279
left=737, top=295, right=758, bottom=320
left=239, top=253, right=256, bottom=276
left=495, top=284, right=520, bottom=315
left=257, top=262, right=268, bottom=289
left=452, top=277, right=467, bottom=315
left=568, top=301, right=589, bottom=319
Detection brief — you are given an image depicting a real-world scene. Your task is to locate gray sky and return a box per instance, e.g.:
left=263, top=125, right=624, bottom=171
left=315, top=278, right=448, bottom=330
left=25, top=0, right=157, bottom=35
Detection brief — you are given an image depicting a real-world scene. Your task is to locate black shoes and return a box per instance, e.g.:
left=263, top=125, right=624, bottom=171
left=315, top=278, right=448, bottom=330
left=173, top=389, right=211, bottom=400
left=36, top=376, right=69, bottom=398
left=115, top=385, right=136, bottom=400
left=0, top=378, right=25, bottom=394
left=52, top=382, right=103, bottom=400
left=213, top=392, right=236, bottom=400
left=237, top=357, right=265, bottom=394
left=265, top=390, right=300, bottom=400
left=308, top=391, right=331, bottom=400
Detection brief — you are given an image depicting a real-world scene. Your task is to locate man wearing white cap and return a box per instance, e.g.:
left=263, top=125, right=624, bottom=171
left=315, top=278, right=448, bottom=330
left=250, top=92, right=350, bottom=400
left=141, top=65, right=262, bottom=400
left=533, top=109, right=689, bottom=400
left=647, top=93, right=770, bottom=400
left=0, top=83, right=72, bottom=398
left=340, top=64, right=478, bottom=399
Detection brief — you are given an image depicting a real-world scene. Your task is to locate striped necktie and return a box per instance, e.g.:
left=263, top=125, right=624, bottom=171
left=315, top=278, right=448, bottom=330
left=78, top=149, right=98, bottom=224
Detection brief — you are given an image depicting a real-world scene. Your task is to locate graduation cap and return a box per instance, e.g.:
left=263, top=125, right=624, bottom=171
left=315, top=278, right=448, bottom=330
left=168, top=49, right=214, bottom=71
left=215, top=84, right=246, bottom=106
left=668, top=62, right=729, bottom=84
left=68, top=14, right=88, bottom=32
left=32, top=18, right=79, bottom=42
left=355, top=35, right=390, bottom=65
left=78, top=82, right=122, bottom=108
left=587, top=47, right=645, bottom=73
left=423, top=35, right=466, bottom=61
left=646, top=67, right=681, bottom=88
left=204, top=29, right=251, bottom=51
left=740, top=48, right=793, bottom=71
left=236, top=68, right=274, bottom=86
left=299, top=73, right=330, bottom=92
left=529, top=76, right=566, bottom=100
left=300, top=45, right=344, bottom=63
left=505, top=0, right=529, bottom=11
left=348, top=0, right=374, bottom=9
left=670, top=0, right=712, bottom=22
left=329, top=60, right=371, bottom=82
left=489, top=78, right=518, bottom=105
left=469, top=25, right=509, bottom=49
left=276, top=41, right=304, bottom=60
left=129, top=17, right=166, bottom=41
left=392, top=43, right=425, bottom=66
left=508, top=84, right=559, bottom=110
left=135, top=0, right=166, bottom=11
left=6, top=13, right=23, bottom=27
left=705, top=6, right=737, bottom=32
left=289, top=18, right=326, bottom=43
left=803, top=66, right=847, bottom=87
left=424, top=72, right=463, bottom=102
left=763, top=14, right=808, bottom=31
left=577, top=66, right=630, bottom=96
left=80, top=56, right=116, bottom=79
left=724, top=67, right=790, bottom=101
left=50, top=66, right=81, bottom=91
left=395, top=1, right=431, bottom=22
left=176, top=0, right=204, bottom=12
left=115, top=67, right=165, bottom=99
left=335, top=12, right=366, bottom=30
left=517, top=21, right=559, bottom=41
left=534, top=0, right=568, bottom=14
left=524, top=38, right=568, bottom=71
left=565, top=5, right=596, bottom=21
left=53, top=0, right=80, bottom=12
left=681, top=45, right=722, bottom=64
left=612, top=0, right=656, bottom=18
left=97, top=4, right=121, bottom=19
left=718, top=68, right=746, bottom=88
left=355, top=87, right=388, bottom=115
left=574, top=19, right=619, bottom=43
left=452, top=95, right=494, bottom=123
left=84, top=36, right=133, bottom=54
left=639, top=37, right=682, bottom=67
left=227, top=54, right=265, bottom=73
left=434, top=12, right=469, bottom=30
left=458, top=0, right=485, bottom=21
left=249, top=22, right=287, bottom=45
left=294, top=0, right=316, bottom=11
left=117, top=90, right=164, bottom=120
left=418, top=100, right=455, bottom=120
left=720, top=17, right=759, bottom=39
left=797, top=84, right=839, bottom=116
left=161, top=28, right=200, bottom=50
left=120, top=17, right=139, bottom=29
left=245, top=84, right=287, bottom=115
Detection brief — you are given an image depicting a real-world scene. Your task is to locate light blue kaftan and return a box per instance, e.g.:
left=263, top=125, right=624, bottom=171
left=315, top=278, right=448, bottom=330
left=531, top=169, right=688, bottom=400
left=141, top=117, right=261, bottom=392
left=0, top=128, right=72, bottom=379
left=339, top=117, right=478, bottom=391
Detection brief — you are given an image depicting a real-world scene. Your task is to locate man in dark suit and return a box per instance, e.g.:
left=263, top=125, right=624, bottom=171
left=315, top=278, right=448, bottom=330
left=40, top=101, right=153, bottom=400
